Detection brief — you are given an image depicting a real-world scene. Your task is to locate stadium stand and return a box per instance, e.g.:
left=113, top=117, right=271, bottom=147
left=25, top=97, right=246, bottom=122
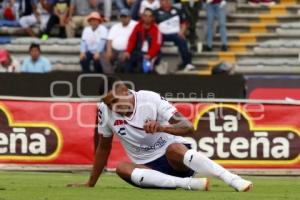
left=1, top=0, right=300, bottom=74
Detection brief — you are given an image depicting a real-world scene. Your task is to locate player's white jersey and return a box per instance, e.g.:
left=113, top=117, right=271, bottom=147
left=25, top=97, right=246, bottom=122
left=97, top=90, right=188, bottom=164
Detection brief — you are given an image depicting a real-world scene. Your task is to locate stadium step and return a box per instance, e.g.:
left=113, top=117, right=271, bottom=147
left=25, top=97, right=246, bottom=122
left=198, top=13, right=300, bottom=23
left=2, top=44, right=80, bottom=54
left=235, top=66, right=300, bottom=74
left=215, top=32, right=300, bottom=43
left=194, top=0, right=300, bottom=75
left=236, top=4, right=300, bottom=14
left=0, top=27, right=36, bottom=36
left=226, top=22, right=279, bottom=34
left=226, top=13, right=300, bottom=23
left=279, top=0, right=300, bottom=4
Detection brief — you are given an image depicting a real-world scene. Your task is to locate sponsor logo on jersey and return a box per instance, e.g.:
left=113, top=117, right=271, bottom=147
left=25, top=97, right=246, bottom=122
left=114, top=120, right=128, bottom=126
left=135, top=137, right=167, bottom=152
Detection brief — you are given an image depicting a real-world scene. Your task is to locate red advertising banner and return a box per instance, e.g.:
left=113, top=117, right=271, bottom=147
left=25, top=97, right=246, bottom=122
left=176, top=103, right=300, bottom=170
left=0, top=100, right=96, bottom=164
left=0, top=99, right=299, bottom=171
left=249, top=88, right=300, bottom=100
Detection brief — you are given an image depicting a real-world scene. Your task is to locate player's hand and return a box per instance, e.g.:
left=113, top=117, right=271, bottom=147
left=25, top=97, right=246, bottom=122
left=66, top=182, right=93, bottom=188
left=143, top=120, right=164, bottom=134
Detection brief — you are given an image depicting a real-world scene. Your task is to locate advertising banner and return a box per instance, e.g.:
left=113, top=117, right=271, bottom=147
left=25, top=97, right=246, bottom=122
left=245, top=75, right=300, bottom=100
left=178, top=103, right=300, bottom=169
left=0, top=100, right=96, bottom=164
left=0, top=99, right=299, bottom=171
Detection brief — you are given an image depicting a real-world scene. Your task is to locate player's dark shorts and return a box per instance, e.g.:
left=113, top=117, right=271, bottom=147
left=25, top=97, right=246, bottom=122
left=145, top=144, right=195, bottom=178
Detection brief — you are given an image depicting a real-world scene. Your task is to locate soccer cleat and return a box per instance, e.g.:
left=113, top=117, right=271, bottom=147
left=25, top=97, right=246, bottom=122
left=186, top=178, right=209, bottom=191
left=230, top=178, right=253, bottom=192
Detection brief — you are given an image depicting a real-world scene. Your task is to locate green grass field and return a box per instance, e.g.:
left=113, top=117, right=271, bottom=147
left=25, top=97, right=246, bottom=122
left=0, top=172, right=299, bottom=200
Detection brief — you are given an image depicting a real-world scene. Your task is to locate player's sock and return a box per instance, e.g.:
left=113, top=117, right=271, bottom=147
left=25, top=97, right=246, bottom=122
left=131, top=168, right=187, bottom=189
left=131, top=168, right=201, bottom=190
left=183, top=149, right=239, bottom=185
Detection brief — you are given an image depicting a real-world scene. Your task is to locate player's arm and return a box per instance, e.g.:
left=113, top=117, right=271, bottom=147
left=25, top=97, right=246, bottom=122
left=144, top=111, right=194, bottom=136
left=67, top=134, right=113, bottom=187
left=87, top=135, right=113, bottom=187
left=164, top=111, right=194, bottom=135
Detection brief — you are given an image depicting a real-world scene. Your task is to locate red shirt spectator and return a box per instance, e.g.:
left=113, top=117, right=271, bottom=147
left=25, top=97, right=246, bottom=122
left=123, top=8, right=161, bottom=73
left=126, top=17, right=161, bottom=59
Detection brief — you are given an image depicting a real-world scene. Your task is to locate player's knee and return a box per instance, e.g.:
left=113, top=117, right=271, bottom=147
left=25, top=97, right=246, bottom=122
left=116, top=162, right=126, bottom=176
left=116, top=162, right=134, bottom=180
left=166, top=143, right=186, bottom=160
left=166, top=143, right=178, bottom=156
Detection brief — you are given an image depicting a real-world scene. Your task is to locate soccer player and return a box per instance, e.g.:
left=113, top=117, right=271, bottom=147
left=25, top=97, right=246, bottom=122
left=68, top=79, right=253, bottom=191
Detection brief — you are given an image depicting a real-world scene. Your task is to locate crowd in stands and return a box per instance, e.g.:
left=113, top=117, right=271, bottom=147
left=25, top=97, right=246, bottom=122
left=0, top=0, right=276, bottom=74
left=0, top=43, right=51, bottom=72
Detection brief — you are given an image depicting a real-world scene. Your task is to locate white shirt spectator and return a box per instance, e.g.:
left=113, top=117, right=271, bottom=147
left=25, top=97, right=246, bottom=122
left=107, top=20, right=137, bottom=51
left=81, top=25, right=108, bottom=54
left=156, top=7, right=184, bottom=35
left=140, top=0, right=160, bottom=14
left=19, top=1, right=51, bottom=30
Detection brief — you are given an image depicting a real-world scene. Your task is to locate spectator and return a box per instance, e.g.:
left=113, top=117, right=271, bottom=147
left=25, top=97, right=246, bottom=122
left=248, top=0, right=275, bottom=6
left=204, top=0, right=227, bottom=52
left=80, top=12, right=107, bottom=73
left=115, top=0, right=142, bottom=20
left=18, top=0, right=34, bottom=17
left=21, top=43, right=52, bottom=73
left=139, top=0, right=160, bottom=15
left=0, top=0, right=20, bottom=27
left=106, top=9, right=137, bottom=72
left=41, top=0, right=70, bottom=40
left=155, top=0, right=195, bottom=71
left=178, top=0, right=201, bottom=52
left=19, top=0, right=53, bottom=37
left=0, top=49, right=20, bottom=72
left=65, top=0, right=100, bottom=38
left=123, top=8, right=161, bottom=73
left=1, top=0, right=18, bottom=20
left=1, top=0, right=35, bottom=27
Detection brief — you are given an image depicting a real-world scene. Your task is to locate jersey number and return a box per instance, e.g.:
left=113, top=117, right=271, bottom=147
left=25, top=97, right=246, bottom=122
left=118, top=127, right=126, bottom=136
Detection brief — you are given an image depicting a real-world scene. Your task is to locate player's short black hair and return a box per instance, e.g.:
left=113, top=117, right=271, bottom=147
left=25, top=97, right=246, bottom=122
left=29, top=43, right=41, bottom=52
